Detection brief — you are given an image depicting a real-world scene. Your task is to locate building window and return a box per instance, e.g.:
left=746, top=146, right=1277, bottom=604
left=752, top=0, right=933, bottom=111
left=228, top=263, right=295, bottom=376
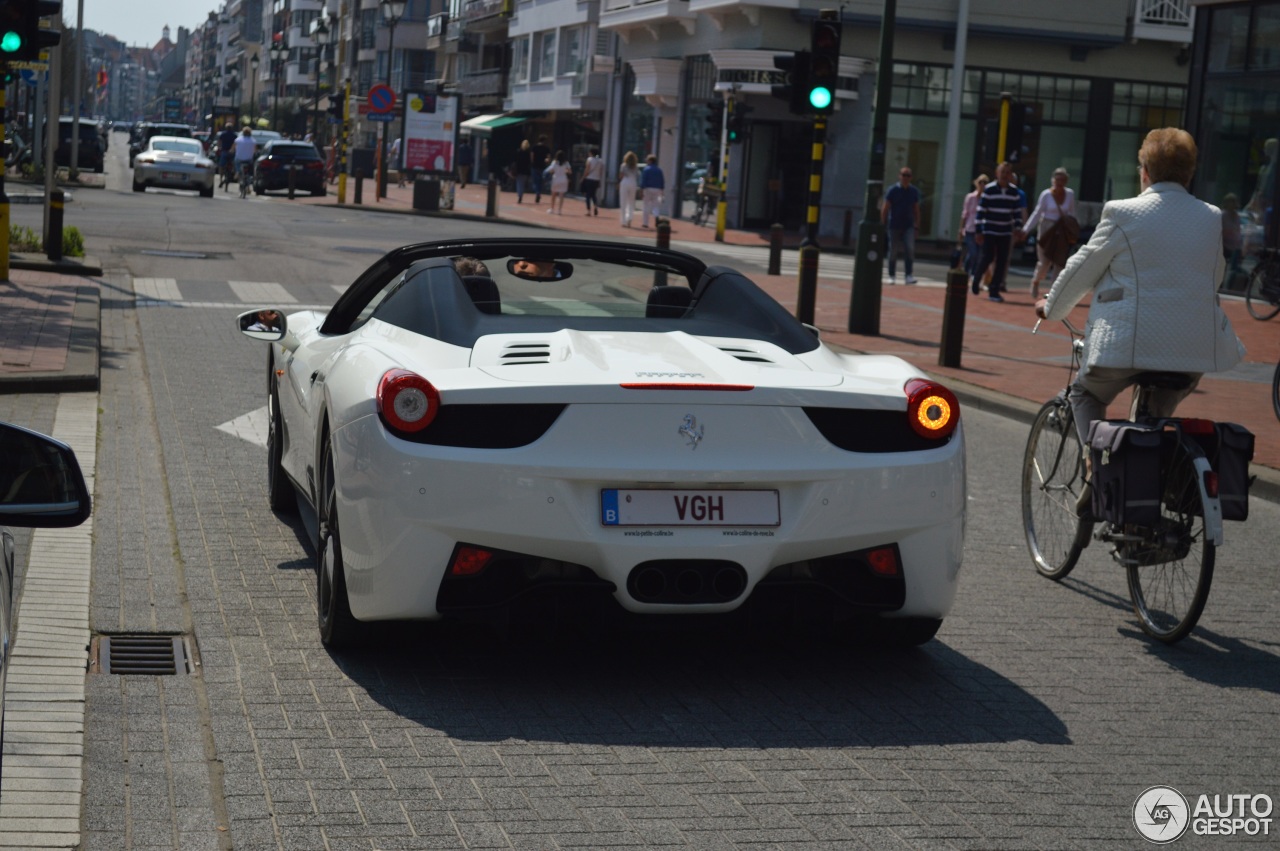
left=1111, top=82, right=1185, bottom=130
left=358, top=60, right=373, bottom=94
left=561, top=26, right=585, bottom=75
left=512, top=36, right=530, bottom=84
left=534, top=30, right=556, bottom=80
left=360, top=9, right=377, bottom=49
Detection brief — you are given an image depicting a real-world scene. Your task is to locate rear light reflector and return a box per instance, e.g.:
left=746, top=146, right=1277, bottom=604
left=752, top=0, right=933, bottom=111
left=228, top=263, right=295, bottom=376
left=866, top=547, right=899, bottom=576
left=376, top=369, right=440, bottom=433
left=1204, top=470, right=1219, bottom=499
left=619, top=383, right=753, bottom=391
left=305, top=160, right=323, bottom=170
left=904, top=378, right=959, bottom=439
left=1180, top=418, right=1215, bottom=435
left=450, top=546, right=494, bottom=576
left=259, top=160, right=279, bottom=170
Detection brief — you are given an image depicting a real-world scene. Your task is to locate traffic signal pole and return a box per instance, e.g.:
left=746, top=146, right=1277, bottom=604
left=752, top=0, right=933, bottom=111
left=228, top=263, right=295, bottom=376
left=997, top=92, right=1010, bottom=167
left=796, top=115, right=826, bottom=325
left=1, top=74, right=10, bottom=280
left=848, top=0, right=895, bottom=336
left=715, top=94, right=731, bottom=243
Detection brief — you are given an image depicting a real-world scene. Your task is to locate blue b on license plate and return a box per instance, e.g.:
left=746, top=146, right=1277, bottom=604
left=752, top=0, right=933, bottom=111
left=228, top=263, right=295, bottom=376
left=601, top=489, right=780, bottom=527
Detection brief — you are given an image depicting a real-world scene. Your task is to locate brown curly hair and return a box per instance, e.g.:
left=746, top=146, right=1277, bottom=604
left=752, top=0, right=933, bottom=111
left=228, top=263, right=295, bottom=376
left=1139, top=128, right=1197, bottom=187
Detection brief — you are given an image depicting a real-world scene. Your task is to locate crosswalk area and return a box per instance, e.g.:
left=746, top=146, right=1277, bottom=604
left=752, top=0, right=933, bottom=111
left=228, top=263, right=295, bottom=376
left=132, top=277, right=341, bottom=310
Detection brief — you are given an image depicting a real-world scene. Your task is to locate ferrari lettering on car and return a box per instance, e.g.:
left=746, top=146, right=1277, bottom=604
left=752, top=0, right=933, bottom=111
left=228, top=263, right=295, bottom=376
left=237, top=238, right=966, bottom=649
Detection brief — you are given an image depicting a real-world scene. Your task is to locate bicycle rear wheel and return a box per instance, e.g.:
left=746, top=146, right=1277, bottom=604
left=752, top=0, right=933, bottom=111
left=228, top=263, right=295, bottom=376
left=1272, top=359, right=1280, bottom=423
left=1022, top=397, right=1089, bottom=580
left=1125, top=436, right=1215, bottom=643
left=1245, top=258, right=1280, bottom=320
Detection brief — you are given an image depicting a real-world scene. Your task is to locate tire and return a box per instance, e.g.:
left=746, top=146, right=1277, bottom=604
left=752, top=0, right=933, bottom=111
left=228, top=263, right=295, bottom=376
left=254, top=178, right=264, bottom=196
left=1126, top=436, right=1215, bottom=643
left=1272, top=360, right=1280, bottom=424
left=132, top=180, right=144, bottom=193
left=1245, top=258, right=1280, bottom=321
left=875, top=617, right=943, bottom=647
left=317, top=440, right=362, bottom=648
left=200, top=185, right=214, bottom=198
left=311, top=186, right=326, bottom=197
left=1022, top=398, right=1089, bottom=580
left=266, top=378, right=295, bottom=513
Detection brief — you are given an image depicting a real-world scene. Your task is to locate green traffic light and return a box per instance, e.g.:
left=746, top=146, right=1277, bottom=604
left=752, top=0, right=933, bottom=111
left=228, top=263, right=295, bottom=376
left=808, top=86, right=833, bottom=110
left=1, top=30, right=21, bottom=53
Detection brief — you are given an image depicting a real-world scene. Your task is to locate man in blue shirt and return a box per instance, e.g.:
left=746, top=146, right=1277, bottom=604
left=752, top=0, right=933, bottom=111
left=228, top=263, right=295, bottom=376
left=971, top=161, right=1026, bottom=302
left=640, top=154, right=665, bottom=228
left=881, top=167, right=922, bottom=284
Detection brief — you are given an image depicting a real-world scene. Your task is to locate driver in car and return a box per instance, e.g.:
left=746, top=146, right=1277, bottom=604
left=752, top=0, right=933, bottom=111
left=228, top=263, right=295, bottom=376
left=512, top=259, right=560, bottom=279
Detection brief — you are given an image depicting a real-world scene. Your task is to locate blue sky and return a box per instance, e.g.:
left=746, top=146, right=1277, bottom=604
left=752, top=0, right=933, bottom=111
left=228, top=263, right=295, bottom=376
left=76, top=0, right=213, bottom=49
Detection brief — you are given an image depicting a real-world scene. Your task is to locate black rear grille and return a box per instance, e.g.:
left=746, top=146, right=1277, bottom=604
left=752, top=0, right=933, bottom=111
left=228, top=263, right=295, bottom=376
left=803, top=407, right=952, bottom=453
left=386, top=403, right=566, bottom=448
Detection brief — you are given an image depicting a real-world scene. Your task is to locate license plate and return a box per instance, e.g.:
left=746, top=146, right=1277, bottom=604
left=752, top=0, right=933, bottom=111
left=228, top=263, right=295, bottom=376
left=161, top=171, right=187, bottom=181
left=601, top=489, right=780, bottom=527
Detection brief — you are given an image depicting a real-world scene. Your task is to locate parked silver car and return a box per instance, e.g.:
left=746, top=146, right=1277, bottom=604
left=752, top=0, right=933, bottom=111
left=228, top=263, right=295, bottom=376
left=132, top=136, right=216, bottom=197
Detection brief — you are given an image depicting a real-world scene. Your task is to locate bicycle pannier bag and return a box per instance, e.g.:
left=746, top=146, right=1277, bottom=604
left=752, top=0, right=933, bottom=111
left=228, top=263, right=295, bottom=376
left=1185, top=422, right=1254, bottom=522
left=1087, top=420, right=1166, bottom=528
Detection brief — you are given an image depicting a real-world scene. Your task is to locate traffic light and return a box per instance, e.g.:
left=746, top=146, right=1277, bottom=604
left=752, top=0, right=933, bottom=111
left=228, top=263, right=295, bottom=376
left=0, top=1, right=61, bottom=63
left=705, top=99, right=724, bottom=142
left=1004, top=102, right=1036, bottom=162
left=328, top=97, right=344, bottom=121
left=807, top=14, right=842, bottom=115
left=771, top=51, right=811, bottom=116
left=727, top=103, right=752, bottom=143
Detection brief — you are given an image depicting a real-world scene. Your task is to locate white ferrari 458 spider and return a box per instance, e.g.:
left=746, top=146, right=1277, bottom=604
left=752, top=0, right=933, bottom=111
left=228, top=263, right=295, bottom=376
left=239, top=239, right=965, bottom=647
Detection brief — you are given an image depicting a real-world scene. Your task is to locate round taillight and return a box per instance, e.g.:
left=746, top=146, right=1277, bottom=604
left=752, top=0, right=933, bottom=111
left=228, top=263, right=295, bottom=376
left=904, top=378, right=959, bottom=440
left=377, top=369, right=440, bottom=433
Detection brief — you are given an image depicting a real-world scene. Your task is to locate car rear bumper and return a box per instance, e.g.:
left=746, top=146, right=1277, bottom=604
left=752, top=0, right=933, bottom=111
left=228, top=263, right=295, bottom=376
left=134, top=164, right=214, bottom=191
left=331, top=407, right=965, bottom=623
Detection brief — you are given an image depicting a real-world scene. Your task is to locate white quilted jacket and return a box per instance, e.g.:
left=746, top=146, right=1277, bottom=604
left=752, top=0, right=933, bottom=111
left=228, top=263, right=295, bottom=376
left=1044, top=182, right=1245, bottom=373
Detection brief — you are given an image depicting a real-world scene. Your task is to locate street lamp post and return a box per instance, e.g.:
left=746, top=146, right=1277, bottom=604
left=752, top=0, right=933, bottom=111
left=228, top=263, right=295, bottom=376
left=378, top=0, right=406, bottom=200
left=270, top=38, right=288, bottom=133
left=250, top=53, right=260, bottom=124
left=310, top=18, right=330, bottom=140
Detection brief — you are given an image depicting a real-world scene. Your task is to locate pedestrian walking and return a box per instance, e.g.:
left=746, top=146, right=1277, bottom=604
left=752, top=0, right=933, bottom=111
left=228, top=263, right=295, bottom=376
left=882, top=167, right=921, bottom=284
left=390, top=137, right=405, bottom=187
left=531, top=135, right=551, bottom=204
left=456, top=139, right=474, bottom=188
left=513, top=140, right=532, bottom=203
left=640, top=154, right=665, bottom=228
left=545, top=150, right=572, bottom=215
left=972, top=161, right=1026, bottom=302
left=581, top=148, right=604, bottom=215
left=958, top=174, right=988, bottom=278
left=1022, top=167, right=1078, bottom=299
left=617, top=151, right=640, bottom=227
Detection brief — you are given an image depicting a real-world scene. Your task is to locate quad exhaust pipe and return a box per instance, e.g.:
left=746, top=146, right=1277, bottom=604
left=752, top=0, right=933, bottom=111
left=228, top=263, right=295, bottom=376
left=627, top=560, right=746, bottom=604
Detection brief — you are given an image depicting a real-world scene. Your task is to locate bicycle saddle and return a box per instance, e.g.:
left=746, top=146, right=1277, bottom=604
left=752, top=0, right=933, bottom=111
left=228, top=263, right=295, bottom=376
left=1131, top=371, right=1195, bottom=390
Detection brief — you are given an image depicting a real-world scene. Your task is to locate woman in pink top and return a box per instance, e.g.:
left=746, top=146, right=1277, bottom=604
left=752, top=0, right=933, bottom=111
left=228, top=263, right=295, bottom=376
left=958, top=174, right=988, bottom=281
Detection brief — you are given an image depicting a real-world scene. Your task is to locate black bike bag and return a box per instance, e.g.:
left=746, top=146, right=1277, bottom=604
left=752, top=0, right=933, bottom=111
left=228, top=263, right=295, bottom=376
left=1087, top=420, right=1166, bottom=528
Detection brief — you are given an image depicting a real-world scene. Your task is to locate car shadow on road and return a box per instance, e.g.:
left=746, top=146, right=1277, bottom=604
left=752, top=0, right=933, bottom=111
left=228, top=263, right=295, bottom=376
left=325, top=620, right=1071, bottom=750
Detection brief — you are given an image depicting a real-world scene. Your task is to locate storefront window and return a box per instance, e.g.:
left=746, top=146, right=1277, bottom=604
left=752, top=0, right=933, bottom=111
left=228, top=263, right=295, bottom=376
left=1252, top=5, right=1280, bottom=70
left=1207, top=5, right=1251, bottom=72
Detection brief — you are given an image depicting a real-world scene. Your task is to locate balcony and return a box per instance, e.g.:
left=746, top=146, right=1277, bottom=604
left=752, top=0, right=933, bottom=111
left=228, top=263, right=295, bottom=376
left=456, top=68, right=507, bottom=97
left=1131, top=0, right=1194, bottom=44
left=599, top=0, right=695, bottom=41
left=463, top=0, right=510, bottom=33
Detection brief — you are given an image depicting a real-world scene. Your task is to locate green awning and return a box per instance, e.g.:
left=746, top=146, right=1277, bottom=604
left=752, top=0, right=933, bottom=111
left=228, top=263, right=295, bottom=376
left=460, top=113, right=531, bottom=135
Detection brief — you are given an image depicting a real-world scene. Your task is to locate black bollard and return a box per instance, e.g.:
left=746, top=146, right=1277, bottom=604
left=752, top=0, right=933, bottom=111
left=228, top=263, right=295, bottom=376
left=796, top=244, right=819, bottom=325
left=654, top=218, right=671, bottom=286
left=486, top=174, right=498, bottom=218
left=354, top=168, right=363, bottom=205
left=768, top=223, right=783, bottom=276
left=46, top=189, right=64, bottom=262
left=842, top=209, right=854, bottom=247
left=938, top=264, right=970, bottom=367
left=287, top=164, right=297, bottom=200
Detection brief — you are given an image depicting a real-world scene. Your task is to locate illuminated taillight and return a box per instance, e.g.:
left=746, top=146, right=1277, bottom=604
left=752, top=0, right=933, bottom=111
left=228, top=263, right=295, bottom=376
left=450, top=545, right=494, bottom=576
left=1180, top=418, right=1215, bottom=435
left=904, top=378, right=959, bottom=440
left=376, top=369, right=439, bottom=433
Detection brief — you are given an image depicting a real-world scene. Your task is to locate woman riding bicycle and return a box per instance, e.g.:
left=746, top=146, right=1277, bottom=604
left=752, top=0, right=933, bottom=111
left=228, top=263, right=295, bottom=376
left=1034, top=127, right=1245, bottom=472
left=232, top=126, right=257, bottom=195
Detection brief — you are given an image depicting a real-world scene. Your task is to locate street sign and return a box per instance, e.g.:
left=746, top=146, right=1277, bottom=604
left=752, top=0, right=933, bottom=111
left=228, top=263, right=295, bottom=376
left=368, top=84, right=396, bottom=114
left=367, top=112, right=395, bottom=122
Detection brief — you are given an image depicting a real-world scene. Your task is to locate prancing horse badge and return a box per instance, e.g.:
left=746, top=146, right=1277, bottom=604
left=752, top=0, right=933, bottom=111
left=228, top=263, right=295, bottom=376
left=678, top=414, right=704, bottom=450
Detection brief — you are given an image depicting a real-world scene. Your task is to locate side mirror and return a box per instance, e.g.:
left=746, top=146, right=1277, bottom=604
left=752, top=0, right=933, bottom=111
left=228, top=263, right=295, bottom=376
left=238, top=308, right=287, bottom=342
left=0, top=422, right=91, bottom=529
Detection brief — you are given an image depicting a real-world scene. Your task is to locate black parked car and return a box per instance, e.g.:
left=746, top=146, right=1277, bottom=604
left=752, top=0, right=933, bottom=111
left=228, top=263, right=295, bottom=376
left=252, top=140, right=327, bottom=196
left=54, top=118, right=105, bottom=173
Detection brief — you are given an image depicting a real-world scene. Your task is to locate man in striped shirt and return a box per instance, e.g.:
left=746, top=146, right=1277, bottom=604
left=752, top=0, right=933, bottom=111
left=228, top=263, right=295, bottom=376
left=971, top=161, right=1026, bottom=302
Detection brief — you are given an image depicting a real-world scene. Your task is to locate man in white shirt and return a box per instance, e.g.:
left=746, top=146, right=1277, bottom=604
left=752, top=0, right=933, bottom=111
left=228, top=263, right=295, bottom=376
left=232, top=127, right=257, bottom=186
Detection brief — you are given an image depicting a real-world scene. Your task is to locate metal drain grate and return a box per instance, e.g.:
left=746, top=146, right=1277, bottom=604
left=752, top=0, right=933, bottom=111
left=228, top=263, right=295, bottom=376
left=92, top=635, right=193, bottom=675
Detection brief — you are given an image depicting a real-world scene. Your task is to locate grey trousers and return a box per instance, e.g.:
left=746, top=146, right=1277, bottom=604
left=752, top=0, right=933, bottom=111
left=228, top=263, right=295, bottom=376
left=1069, top=364, right=1201, bottom=446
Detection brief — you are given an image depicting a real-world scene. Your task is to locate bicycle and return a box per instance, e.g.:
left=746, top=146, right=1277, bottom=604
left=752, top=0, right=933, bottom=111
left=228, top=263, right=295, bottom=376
left=1272, top=357, right=1280, bottom=423
left=218, top=152, right=235, bottom=191
left=238, top=160, right=253, bottom=199
left=1021, top=318, right=1222, bottom=643
left=1244, top=247, right=1280, bottom=320
left=691, top=183, right=720, bottom=227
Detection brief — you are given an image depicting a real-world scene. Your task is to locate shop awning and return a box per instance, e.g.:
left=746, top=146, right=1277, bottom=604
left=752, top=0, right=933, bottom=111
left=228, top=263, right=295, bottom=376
left=460, top=113, right=531, bottom=135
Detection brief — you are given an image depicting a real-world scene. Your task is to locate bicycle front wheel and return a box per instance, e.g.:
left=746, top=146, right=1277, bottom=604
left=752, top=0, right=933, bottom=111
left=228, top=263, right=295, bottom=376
left=1022, top=397, right=1089, bottom=580
left=1272, top=359, right=1280, bottom=423
left=1245, top=258, right=1280, bottom=320
left=1126, top=436, right=1215, bottom=643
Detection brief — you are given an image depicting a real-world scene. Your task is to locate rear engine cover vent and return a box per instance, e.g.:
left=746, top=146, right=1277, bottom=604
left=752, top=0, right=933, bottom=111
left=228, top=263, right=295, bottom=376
left=718, top=346, right=774, bottom=364
left=90, top=634, right=193, bottom=675
left=501, top=342, right=551, bottom=365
